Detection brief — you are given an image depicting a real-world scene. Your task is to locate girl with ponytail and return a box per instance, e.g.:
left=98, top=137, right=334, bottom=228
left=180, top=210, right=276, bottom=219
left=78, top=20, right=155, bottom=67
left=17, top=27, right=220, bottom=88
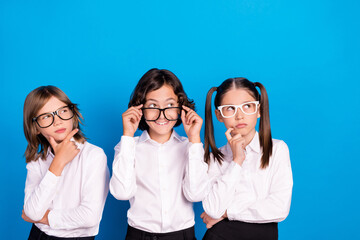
left=201, top=78, right=293, bottom=240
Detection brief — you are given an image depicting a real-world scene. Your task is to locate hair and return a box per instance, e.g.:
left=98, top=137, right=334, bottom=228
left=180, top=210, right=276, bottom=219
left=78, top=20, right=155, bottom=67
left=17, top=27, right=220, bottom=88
left=129, top=68, right=195, bottom=131
left=204, top=77, right=272, bottom=169
left=23, top=86, right=86, bottom=163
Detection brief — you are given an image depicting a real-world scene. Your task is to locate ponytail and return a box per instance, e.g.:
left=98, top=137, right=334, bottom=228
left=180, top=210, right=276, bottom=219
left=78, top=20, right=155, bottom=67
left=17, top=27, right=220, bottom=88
left=254, top=82, right=272, bottom=169
left=204, top=87, right=224, bottom=164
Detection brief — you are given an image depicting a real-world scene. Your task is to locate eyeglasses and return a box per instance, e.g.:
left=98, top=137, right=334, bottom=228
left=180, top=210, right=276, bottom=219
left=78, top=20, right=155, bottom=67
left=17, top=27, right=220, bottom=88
left=217, top=101, right=259, bottom=118
left=142, top=107, right=181, bottom=121
left=33, top=105, right=75, bottom=128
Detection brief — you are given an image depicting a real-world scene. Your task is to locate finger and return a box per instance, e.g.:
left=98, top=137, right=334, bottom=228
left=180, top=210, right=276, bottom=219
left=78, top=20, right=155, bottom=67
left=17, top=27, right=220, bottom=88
left=182, top=105, right=192, bottom=112
left=187, top=114, right=197, bottom=125
left=225, top=128, right=234, bottom=141
left=200, top=212, right=205, bottom=218
left=48, top=136, right=58, bottom=150
left=181, top=109, right=186, bottom=124
left=65, top=128, right=79, bottom=142
left=133, top=104, right=143, bottom=109
left=206, top=224, right=212, bottom=229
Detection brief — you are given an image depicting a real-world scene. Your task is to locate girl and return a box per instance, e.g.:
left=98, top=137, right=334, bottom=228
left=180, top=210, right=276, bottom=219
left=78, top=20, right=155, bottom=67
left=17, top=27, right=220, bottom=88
left=200, top=78, right=293, bottom=240
left=22, top=86, right=109, bottom=239
left=109, top=68, right=208, bottom=240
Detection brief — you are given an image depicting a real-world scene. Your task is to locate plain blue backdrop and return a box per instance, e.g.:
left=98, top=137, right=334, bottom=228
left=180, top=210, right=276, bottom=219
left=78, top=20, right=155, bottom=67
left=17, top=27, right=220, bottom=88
left=1, top=0, right=359, bottom=239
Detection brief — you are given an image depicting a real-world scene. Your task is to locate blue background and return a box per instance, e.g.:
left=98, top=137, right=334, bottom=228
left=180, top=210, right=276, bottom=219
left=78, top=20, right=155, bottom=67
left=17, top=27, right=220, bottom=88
left=1, top=0, right=359, bottom=239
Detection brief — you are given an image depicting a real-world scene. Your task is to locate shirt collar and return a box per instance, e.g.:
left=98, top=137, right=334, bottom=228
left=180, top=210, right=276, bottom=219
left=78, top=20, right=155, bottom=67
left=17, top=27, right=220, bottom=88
left=246, top=131, right=261, bottom=154
left=139, top=130, right=183, bottom=144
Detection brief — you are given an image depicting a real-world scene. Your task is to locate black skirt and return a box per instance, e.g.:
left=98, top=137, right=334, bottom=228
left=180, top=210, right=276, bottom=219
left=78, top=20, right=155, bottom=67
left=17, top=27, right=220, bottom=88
left=28, top=224, right=95, bottom=240
left=202, top=219, right=278, bottom=240
left=125, top=225, right=196, bottom=240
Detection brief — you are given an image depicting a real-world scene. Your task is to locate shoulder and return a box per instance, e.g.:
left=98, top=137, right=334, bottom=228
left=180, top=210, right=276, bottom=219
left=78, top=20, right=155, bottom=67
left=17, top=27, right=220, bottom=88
left=270, top=138, right=291, bottom=166
left=81, top=141, right=107, bottom=162
left=272, top=139, right=289, bottom=153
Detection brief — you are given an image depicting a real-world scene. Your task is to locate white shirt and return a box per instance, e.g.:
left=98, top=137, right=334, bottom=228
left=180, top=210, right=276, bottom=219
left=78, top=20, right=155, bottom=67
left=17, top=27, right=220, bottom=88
left=202, top=132, right=293, bottom=223
left=109, top=130, right=208, bottom=233
left=24, top=141, right=110, bottom=237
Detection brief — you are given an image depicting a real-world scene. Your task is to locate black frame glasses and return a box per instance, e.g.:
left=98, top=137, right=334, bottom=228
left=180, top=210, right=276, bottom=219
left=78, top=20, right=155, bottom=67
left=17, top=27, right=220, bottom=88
left=33, top=105, right=75, bottom=128
left=142, top=107, right=181, bottom=121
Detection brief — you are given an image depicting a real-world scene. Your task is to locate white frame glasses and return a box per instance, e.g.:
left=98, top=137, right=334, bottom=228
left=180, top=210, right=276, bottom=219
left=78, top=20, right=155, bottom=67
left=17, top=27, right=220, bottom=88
left=217, top=101, right=259, bottom=118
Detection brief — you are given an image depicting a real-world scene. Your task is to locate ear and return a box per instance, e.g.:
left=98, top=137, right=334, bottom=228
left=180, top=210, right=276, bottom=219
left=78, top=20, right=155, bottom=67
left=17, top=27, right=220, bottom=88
left=257, top=104, right=261, bottom=118
left=215, top=109, right=224, bottom=122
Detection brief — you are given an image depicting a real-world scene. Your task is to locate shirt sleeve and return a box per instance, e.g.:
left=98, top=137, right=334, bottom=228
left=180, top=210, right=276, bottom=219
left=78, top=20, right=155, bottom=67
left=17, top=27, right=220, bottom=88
left=24, top=161, right=60, bottom=221
left=202, top=158, right=253, bottom=219
left=109, top=136, right=137, bottom=200
left=227, top=141, right=293, bottom=223
left=48, top=148, right=110, bottom=229
left=182, top=142, right=209, bottom=202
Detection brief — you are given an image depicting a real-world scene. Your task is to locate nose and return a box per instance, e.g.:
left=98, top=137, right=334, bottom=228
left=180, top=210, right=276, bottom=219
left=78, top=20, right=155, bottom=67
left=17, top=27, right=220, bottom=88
left=53, top=113, right=62, bottom=126
left=235, top=107, right=244, bottom=120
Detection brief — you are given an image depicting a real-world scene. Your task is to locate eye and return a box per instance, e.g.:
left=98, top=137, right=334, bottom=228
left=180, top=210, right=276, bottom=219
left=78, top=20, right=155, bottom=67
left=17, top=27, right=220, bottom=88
left=167, top=103, right=174, bottom=107
left=243, top=104, right=251, bottom=109
left=148, top=103, right=156, bottom=108
left=225, top=106, right=235, bottom=111
left=59, top=109, right=68, bottom=114
left=40, top=114, right=52, bottom=120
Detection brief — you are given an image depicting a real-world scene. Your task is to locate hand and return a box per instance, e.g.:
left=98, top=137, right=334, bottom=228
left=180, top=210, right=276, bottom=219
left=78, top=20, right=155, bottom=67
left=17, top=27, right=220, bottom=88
left=49, top=128, right=80, bottom=176
left=225, top=128, right=246, bottom=166
left=122, top=104, right=143, bottom=137
left=200, top=212, right=224, bottom=229
left=22, top=209, right=50, bottom=226
left=181, top=105, right=202, bottom=143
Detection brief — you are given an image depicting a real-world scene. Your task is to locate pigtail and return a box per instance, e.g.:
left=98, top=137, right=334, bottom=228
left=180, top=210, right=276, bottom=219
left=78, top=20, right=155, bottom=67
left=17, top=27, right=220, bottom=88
left=254, top=82, right=272, bottom=169
left=205, top=87, right=224, bottom=165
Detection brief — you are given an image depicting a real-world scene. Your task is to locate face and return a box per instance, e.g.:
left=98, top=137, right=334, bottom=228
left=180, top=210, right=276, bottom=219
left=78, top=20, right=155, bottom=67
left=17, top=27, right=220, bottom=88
left=215, top=88, right=260, bottom=141
left=144, top=84, right=179, bottom=143
left=35, top=96, right=74, bottom=144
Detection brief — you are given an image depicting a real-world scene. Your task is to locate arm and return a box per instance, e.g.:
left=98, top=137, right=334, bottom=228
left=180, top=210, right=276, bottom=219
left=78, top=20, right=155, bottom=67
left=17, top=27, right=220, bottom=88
left=109, top=136, right=137, bottom=200
left=23, top=162, right=60, bottom=221
left=23, top=129, right=80, bottom=221
left=181, top=105, right=209, bottom=202
left=48, top=148, right=110, bottom=229
left=227, top=141, right=293, bottom=223
left=182, top=142, right=209, bottom=202
left=202, top=160, right=251, bottom=219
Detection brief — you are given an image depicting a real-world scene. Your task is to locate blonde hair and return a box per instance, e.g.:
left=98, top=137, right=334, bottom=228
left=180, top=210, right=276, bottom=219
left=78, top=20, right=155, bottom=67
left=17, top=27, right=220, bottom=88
left=23, top=86, right=86, bottom=163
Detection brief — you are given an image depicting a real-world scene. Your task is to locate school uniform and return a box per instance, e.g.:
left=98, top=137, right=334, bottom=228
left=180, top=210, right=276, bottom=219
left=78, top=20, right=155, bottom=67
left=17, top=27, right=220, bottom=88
left=109, top=130, right=208, bottom=239
left=24, top=141, right=110, bottom=239
left=202, top=132, right=293, bottom=240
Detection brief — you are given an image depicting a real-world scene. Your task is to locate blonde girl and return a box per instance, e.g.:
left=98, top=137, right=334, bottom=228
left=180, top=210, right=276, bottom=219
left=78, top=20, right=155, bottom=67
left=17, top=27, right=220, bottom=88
left=22, top=86, right=109, bottom=239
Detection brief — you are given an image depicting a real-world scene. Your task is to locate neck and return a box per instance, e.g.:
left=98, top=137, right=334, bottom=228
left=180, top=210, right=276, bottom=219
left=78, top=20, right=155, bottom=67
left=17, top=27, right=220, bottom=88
left=148, top=129, right=173, bottom=144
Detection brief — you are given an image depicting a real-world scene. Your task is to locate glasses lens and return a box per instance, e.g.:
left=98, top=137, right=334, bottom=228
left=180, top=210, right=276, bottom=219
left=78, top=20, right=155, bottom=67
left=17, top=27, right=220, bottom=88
left=164, top=108, right=180, bottom=121
left=143, top=108, right=160, bottom=121
left=221, top=106, right=237, bottom=117
left=36, top=113, right=54, bottom=128
left=58, top=106, right=74, bottom=120
left=241, top=102, right=257, bottom=114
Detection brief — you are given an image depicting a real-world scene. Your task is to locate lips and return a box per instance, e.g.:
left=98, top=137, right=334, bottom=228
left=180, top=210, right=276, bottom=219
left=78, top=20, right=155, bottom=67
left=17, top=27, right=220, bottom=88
left=55, top=128, right=66, bottom=133
left=155, top=121, right=169, bottom=126
left=235, top=123, right=247, bottom=129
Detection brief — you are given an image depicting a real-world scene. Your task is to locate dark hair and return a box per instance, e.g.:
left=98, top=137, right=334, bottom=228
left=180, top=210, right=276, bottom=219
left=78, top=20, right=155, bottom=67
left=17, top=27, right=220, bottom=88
left=129, top=68, right=195, bottom=131
left=23, top=85, right=86, bottom=163
left=205, top=78, right=272, bottom=169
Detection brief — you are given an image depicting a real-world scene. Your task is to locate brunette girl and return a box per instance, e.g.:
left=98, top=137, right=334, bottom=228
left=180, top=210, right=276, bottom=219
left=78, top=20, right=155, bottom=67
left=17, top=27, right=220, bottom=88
left=201, top=78, right=293, bottom=240
left=110, top=68, right=208, bottom=240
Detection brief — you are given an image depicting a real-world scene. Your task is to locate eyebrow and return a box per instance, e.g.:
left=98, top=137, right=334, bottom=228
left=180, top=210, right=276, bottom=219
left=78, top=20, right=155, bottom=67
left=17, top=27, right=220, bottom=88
left=221, top=100, right=256, bottom=105
left=146, top=98, right=177, bottom=102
